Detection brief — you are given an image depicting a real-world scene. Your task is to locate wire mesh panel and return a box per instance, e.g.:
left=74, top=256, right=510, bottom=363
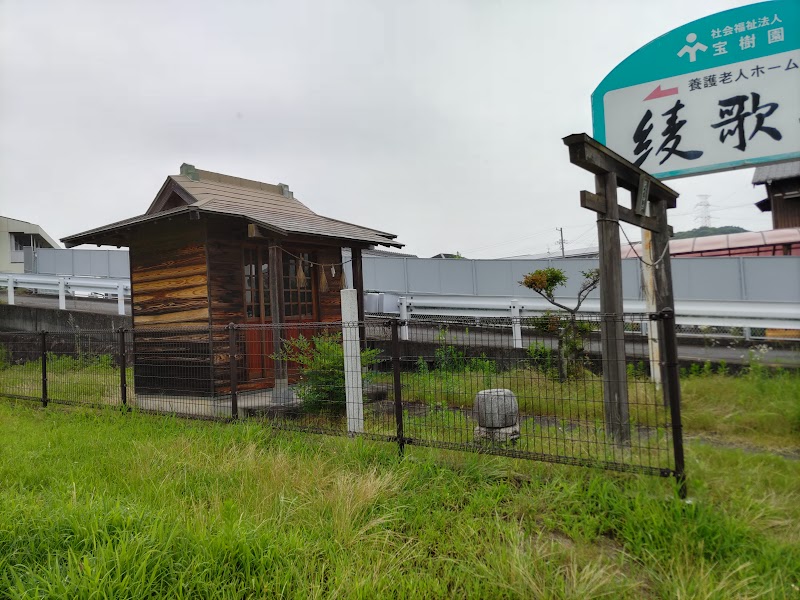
left=234, top=322, right=398, bottom=443
left=130, top=326, right=224, bottom=418
left=44, top=329, right=123, bottom=408
left=0, top=316, right=681, bottom=481
left=391, top=314, right=675, bottom=477
left=0, top=332, right=43, bottom=402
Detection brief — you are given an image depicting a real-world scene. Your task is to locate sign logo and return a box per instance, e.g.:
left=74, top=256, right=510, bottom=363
left=678, top=33, right=708, bottom=62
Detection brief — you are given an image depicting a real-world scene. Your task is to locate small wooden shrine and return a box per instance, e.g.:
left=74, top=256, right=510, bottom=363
left=62, top=164, right=401, bottom=396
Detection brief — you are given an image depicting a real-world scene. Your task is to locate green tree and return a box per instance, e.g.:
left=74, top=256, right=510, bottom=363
left=519, top=268, right=599, bottom=379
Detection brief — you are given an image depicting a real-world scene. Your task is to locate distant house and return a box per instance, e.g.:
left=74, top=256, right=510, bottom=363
left=501, top=228, right=800, bottom=260
left=62, top=164, right=401, bottom=396
left=620, top=228, right=800, bottom=258
left=753, top=161, right=800, bottom=230
left=0, top=216, right=60, bottom=273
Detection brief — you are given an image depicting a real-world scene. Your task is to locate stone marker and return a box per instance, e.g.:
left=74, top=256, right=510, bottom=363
left=474, top=388, right=520, bottom=443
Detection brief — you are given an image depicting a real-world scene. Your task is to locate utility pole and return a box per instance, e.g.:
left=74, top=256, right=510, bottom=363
left=556, top=227, right=566, bottom=258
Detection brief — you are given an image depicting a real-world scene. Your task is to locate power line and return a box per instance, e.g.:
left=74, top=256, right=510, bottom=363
left=670, top=202, right=758, bottom=217
left=566, top=223, right=597, bottom=247
left=461, top=226, right=557, bottom=254
left=463, top=223, right=594, bottom=255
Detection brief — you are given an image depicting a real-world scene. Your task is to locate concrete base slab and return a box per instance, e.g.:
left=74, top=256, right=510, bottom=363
left=133, top=388, right=302, bottom=419
left=474, top=423, right=521, bottom=443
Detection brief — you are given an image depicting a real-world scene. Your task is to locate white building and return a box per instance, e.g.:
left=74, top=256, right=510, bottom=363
left=0, top=216, right=60, bottom=273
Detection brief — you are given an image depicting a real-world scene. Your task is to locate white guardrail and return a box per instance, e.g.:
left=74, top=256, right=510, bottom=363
left=2, top=274, right=797, bottom=336
left=365, top=293, right=800, bottom=347
left=0, top=273, right=131, bottom=316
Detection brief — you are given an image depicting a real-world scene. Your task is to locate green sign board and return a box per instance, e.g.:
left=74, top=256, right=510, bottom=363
left=592, top=1, right=800, bottom=179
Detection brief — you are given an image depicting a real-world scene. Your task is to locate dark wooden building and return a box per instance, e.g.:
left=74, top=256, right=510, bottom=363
left=62, top=164, right=401, bottom=396
left=753, top=161, right=800, bottom=231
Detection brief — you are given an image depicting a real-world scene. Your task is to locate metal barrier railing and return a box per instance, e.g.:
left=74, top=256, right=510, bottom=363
left=0, top=273, right=131, bottom=315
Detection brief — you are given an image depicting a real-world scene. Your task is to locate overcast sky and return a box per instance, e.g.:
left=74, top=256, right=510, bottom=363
left=0, top=0, right=775, bottom=258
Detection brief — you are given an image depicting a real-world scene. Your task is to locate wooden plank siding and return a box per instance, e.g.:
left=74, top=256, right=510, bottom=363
left=206, top=217, right=249, bottom=328
left=770, top=181, right=800, bottom=231
left=130, top=220, right=210, bottom=326
left=205, top=217, right=248, bottom=395
left=130, top=219, right=214, bottom=395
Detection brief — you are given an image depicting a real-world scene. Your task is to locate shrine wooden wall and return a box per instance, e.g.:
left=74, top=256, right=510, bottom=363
left=126, top=215, right=361, bottom=397
left=129, top=219, right=214, bottom=395
left=206, top=217, right=247, bottom=395
left=130, top=220, right=210, bottom=327
left=770, top=180, right=800, bottom=230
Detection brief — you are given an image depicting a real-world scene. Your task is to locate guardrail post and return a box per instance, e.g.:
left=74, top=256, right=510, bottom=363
left=41, top=331, right=48, bottom=407
left=228, top=324, right=238, bottom=419
left=510, top=300, right=522, bottom=349
left=58, top=278, right=66, bottom=310
left=391, top=319, right=405, bottom=456
left=7, top=276, right=14, bottom=306
left=117, top=283, right=126, bottom=316
left=399, top=296, right=409, bottom=341
left=118, top=327, right=127, bottom=407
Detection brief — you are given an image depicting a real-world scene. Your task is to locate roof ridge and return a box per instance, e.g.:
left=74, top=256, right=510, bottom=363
left=191, top=168, right=286, bottom=196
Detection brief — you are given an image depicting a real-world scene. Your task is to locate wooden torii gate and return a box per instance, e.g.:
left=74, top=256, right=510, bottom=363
left=563, top=134, right=686, bottom=495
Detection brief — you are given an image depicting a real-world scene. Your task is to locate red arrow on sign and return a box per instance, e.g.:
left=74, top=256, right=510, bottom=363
left=644, top=85, right=679, bottom=101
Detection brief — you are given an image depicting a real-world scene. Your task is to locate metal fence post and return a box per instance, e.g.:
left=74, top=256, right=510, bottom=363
left=390, top=319, right=405, bottom=456
left=40, top=330, right=48, bottom=407
left=118, top=327, right=127, bottom=406
left=229, top=324, right=238, bottom=419
left=658, top=308, right=687, bottom=499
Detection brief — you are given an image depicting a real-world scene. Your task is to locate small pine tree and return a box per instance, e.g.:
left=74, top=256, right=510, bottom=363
left=519, top=268, right=599, bottom=379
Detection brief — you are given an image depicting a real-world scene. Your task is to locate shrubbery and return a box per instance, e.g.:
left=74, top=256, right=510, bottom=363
left=273, top=332, right=380, bottom=412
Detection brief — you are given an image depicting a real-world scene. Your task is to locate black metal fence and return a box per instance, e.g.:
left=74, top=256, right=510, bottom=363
left=0, top=314, right=684, bottom=488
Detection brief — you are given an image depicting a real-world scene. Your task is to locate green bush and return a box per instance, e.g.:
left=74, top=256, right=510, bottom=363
left=527, top=342, right=555, bottom=376
left=467, top=354, right=497, bottom=388
left=434, top=344, right=467, bottom=372
left=274, top=333, right=380, bottom=413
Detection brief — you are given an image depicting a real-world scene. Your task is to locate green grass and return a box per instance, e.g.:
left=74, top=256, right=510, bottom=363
left=681, top=368, right=800, bottom=450
left=0, top=400, right=799, bottom=598
left=372, top=363, right=662, bottom=419
left=0, top=354, right=131, bottom=407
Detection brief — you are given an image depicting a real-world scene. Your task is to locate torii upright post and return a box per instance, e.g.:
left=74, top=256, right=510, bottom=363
left=563, top=135, right=682, bottom=459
